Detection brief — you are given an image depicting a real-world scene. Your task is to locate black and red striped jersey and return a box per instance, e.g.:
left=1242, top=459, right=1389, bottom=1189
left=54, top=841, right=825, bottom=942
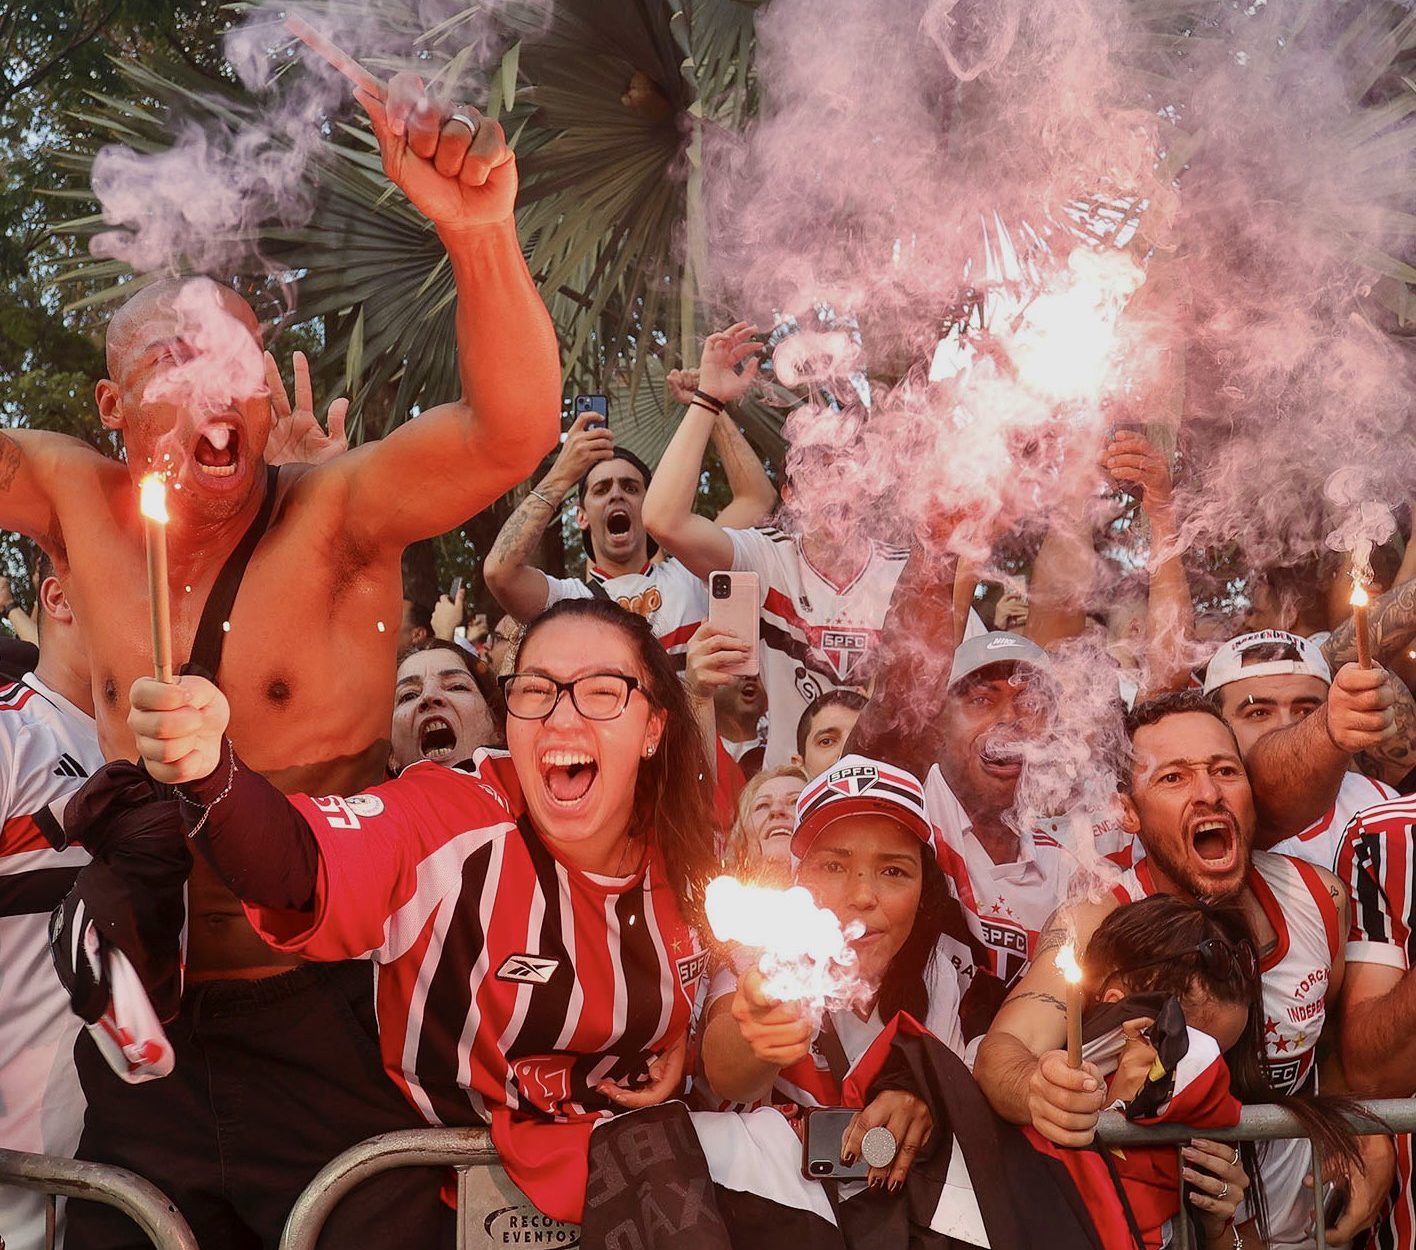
left=244, top=748, right=705, bottom=1224
left=1338, top=794, right=1416, bottom=1250
left=1270, top=771, right=1396, bottom=870
left=0, top=673, right=102, bottom=1250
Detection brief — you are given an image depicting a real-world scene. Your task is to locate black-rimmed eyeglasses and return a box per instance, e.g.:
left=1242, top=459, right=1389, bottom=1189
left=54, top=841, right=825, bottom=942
left=498, top=672, right=641, bottom=722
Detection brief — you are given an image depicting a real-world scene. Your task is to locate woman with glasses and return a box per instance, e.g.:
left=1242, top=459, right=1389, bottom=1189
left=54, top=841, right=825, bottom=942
left=1039, top=895, right=1362, bottom=1250
left=122, top=598, right=716, bottom=1225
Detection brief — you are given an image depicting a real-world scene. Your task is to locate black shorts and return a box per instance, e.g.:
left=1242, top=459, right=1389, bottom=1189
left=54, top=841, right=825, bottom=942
left=67, top=961, right=455, bottom=1250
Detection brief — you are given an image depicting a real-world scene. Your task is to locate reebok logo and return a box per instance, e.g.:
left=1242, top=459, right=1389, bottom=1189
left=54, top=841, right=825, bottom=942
left=496, top=954, right=560, bottom=985
left=52, top=753, right=87, bottom=779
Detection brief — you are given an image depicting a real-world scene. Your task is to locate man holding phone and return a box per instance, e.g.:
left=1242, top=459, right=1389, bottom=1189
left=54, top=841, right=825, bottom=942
left=484, top=358, right=776, bottom=668
left=644, top=324, right=915, bottom=765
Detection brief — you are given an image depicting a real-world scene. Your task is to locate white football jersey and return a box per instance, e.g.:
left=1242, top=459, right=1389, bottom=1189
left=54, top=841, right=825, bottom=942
left=924, top=765, right=1135, bottom=987
left=726, top=527, right=912, bottom=766
left=543, top=557, right=706, bottom=666
left=1113, top=851, right=1341, bottom=1249
left=0, top=673, right=102, bottom=1250
left=1268, top=770, right=1397, bottom=871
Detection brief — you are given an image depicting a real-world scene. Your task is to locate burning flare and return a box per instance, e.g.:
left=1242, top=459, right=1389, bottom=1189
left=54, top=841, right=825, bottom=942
left=139, top=474, right=169, bottom=523
left=1058, top=941, right=1085, bottom=1069
left=1056, top=942, right=1083, bottom=985
left=705, top=876, right=864, bottom=1014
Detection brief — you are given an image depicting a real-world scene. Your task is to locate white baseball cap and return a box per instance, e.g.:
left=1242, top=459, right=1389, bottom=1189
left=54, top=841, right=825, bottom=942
left=948, top=631, right=1049, bottom=689
left=792, top=754, right=932, bottom=858
left=1202, top=629, right=1332, bottom=694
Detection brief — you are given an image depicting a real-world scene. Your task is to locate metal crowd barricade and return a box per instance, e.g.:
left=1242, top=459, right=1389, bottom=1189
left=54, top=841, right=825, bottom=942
left=0, top=1148, right=199, bottom=1250
left=1096, top=1097, right=1416, bottom=1250
left=279, top=1099, right=1416, bottom=1250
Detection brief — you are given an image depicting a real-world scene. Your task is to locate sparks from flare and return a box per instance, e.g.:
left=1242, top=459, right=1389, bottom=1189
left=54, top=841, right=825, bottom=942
left=1057, top=942, right=1085, bottom=1068
left=705, top=876, right=864, bottom=1015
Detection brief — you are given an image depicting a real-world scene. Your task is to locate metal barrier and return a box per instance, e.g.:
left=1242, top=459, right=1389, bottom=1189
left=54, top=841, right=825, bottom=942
left=274, top=1099, right=1416, bottom=1250
left=1097, top=1098, right=1416, bottom=1250
left=0, top=1148, right=199, bottom=1250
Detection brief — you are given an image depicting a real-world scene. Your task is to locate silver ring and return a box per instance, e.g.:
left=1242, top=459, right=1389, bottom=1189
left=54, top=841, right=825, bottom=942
left=1231, top=1147, right=1240, bottom=1165
left=860, top=1126, right=898, bottom=1169
left=447, top=111, right=479, bottom=139
left=1217, top=1182, right=1230, bottom=1200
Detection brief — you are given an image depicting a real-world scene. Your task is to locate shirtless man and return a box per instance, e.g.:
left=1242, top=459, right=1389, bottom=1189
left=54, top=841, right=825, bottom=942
left=5, top=74, right=558, bottom=1248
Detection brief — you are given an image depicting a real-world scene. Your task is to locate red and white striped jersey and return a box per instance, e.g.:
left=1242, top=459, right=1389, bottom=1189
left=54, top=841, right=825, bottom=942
left=925, top=765, right=1136, bottom=988
left=1268, top=771, right=1396, bottom=871
left=0, top=673, right=102, bottom=1250
left=1337, top=794, right=1416, bottom=1250
left=542, top=557, right=706, bottom=667
left=1113, top=851, right=1341, bottom=1249
left=245, top=749, right=704, bottom=1224
left=725, top=526, right=912, bottom=767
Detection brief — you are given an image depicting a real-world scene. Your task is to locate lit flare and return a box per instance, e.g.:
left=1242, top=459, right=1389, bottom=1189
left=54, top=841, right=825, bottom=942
left=1057, top=942, right=1085, bottom=1069
left=139, top=474, right=173, bottom=683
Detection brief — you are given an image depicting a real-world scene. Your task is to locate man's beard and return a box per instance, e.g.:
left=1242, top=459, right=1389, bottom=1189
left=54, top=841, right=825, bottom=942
left=1141, top=824, right=1251, bottom=904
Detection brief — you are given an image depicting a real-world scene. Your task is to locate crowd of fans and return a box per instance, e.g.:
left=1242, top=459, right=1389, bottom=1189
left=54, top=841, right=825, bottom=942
left=3, top=76, right=1416, bottom=1250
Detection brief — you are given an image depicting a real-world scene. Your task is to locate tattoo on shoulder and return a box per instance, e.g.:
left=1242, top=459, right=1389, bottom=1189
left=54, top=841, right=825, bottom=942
left=0, top=434, right=21, bottom=492
left=1008, top=991, right=1067, bottom=1014
left=1034, top=927, right=1067, bottom=956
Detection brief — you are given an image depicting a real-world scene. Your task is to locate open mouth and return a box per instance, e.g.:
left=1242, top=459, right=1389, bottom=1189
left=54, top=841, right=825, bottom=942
left=418, top=716, right=459, bottom=761
left=740, top=679, right=760, bottom=701
left=605, top=509, right=632, bottom=537
left=541, top=749, right=600, bottom=806
left=762, top=823, right=793, bottom=841
left=1189, top=816, right=1237, bottom=868
left=978, top=739, right=1024, bottom=777
left=193, top=423, right=241, bottom=478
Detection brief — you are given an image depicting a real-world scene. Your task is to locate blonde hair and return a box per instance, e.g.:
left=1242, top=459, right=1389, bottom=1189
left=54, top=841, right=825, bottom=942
left=723, top=764, right=808, bottom=876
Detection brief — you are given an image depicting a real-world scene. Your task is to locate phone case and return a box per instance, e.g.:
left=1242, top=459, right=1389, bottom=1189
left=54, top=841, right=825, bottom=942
left=573, top=394, right=609, bottom=428
left=707, top=571, right=760, bottom=676
left=802, top=1108, right=870, bottom=1181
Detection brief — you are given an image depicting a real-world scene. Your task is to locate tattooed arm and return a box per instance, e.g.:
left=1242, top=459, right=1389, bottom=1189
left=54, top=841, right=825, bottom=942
left=1358, top=677, right=1416, bottom=787
left=482, top=411, right=616, bottom=622
left=1325, top=577, right=1416, bottom=669
left=0, top=428, right=84, bottom=542
left=974, top=900, right=1114, bottom=1141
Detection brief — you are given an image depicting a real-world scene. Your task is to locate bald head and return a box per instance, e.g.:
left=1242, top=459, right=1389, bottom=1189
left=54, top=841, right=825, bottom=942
left=105, top=276, right=261, bottom=383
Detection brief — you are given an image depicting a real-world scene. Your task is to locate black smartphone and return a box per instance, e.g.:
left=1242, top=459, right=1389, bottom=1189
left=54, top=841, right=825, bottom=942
left=574, top=394, right=610, bottom=430
left=801, top=1108, right=869, bottom=1181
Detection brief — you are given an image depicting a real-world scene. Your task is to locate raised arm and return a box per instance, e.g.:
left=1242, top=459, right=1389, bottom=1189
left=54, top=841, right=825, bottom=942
left=1101, top=430, right=1195, bottom=695
left=1245, top=663, right=1397, bottom=846
left=0, top=427, right=99, bottom=544
left=642, top=325, right=760, bottom=579
left=1325, top=575, right=1416, bottom=670
left=483, top=412, right=615, bottom=621
left=665, top=366, right=777, bottom=530
left=331, top=75, right=560, bottom=549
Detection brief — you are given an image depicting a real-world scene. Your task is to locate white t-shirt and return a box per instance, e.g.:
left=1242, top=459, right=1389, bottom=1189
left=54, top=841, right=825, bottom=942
left=0, top=673, right=102, bottom=1250
left=924, top=765, right=1135, bottom=987
left=542, top=556, right=706, bottom=666
left=1268, top=770, right=1397, bottom=871
left=726, top=527, right=915, bottom=766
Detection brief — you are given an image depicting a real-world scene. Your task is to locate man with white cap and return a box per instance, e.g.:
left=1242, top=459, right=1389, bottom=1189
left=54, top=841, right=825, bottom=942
left=917, top=632, right=1134, bottom=989
left=1204, top=628, right=1402, bottom=867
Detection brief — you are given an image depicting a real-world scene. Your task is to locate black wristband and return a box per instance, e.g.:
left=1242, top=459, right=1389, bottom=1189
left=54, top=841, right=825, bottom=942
left=691, top=389, right=725, bottom=414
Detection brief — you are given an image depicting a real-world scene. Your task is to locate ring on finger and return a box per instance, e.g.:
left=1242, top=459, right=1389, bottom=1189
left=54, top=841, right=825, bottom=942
left=1230, top=1147, right=1240, bottom=1166
left=447, top=111, right=479, bottom=139
left=860, top=1126, right=898, bottom=1169
left=1217, top=1183, right=1229, bottom=1200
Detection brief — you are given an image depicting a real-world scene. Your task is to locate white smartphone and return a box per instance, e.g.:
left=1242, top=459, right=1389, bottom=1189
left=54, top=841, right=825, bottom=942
left=707, top=571, right=760, bottom=677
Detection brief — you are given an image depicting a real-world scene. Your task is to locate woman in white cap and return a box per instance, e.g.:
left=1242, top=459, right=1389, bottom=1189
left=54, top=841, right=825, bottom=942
left=700, top=753, right=996, bottom=1191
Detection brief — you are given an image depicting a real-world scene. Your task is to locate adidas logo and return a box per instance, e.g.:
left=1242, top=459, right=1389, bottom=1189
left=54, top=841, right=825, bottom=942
left=52, top=753, right=87, bottom=779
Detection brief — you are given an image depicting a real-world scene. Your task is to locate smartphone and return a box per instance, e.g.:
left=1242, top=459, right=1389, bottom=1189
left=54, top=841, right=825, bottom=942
left=1323, top=1182, right=1347, bottom=1230
left=802, top=1108, right=869, bottom=1181
left=574, top=394, right=610, bottom=430
left=707, top=571, right=760, bottom=676
left=450, top=576, right=464, bottom=599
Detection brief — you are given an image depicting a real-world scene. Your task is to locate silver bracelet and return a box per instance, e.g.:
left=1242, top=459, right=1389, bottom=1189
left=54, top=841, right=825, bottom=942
left=178, top=739, right=239, bottom=841
left=527, top=487, right=561, bottom=510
